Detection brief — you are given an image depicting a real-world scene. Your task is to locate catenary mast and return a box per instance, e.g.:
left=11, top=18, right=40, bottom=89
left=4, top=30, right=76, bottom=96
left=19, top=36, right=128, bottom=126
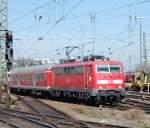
left=0, top=0, right=8, bottom=83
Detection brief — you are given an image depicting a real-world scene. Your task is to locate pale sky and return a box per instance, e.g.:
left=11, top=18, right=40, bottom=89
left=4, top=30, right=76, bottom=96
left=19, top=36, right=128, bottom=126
left=8, top=0, right=150, bottom=71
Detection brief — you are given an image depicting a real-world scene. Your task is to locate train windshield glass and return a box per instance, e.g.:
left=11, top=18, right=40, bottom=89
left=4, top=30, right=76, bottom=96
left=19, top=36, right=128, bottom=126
left=97, top=64, right=109, bottom=72
left=110, top=64, right=120, bottom=73
left=97, top=64, right=121, bottom=73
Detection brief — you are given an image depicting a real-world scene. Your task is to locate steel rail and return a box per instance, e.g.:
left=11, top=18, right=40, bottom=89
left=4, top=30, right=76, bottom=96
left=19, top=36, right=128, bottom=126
left=0, top=109, right=55, bottom=128
left=19, top=95, right=132, bottom=128
left=0, top=118, right=21, bottom=128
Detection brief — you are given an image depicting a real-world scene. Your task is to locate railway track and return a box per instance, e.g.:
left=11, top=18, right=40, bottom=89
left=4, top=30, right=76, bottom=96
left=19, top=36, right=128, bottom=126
left=126, top=91, right=150, bottom=103
left=119, top=91, right=150, bottom=113
left=126, top=91, right=150, bottom=100
left=0, top=108, right=54, bottom=128
left=17, top=95, right=131, bottom=128
left=99, top=91, right=150, bottom=114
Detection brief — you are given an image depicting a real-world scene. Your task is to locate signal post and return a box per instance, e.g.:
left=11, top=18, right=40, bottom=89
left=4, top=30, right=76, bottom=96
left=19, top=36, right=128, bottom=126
left=0, top=0, right=13, bottom=106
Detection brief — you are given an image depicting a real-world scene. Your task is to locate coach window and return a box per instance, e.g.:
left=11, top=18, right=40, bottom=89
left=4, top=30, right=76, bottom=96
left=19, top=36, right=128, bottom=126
left=64, top=67, right=67, bottom=74
left=29, top=74, right=32, bottom=82
left=55, top=68, right=59, bottom=75
left=22, top=74, right=24, bottom=81
left=26, top=74, right=28, bottom=81
left=27, top=74, right=28, bottom=81
left=19, top=74, right=21, bottom=81
left=39, top=73, right=42, bottom=81
left=41, top=73, right=45, bottom=81
left=97, top=64, right=109, bottom=73
left=60, top=68, right=64, bottom=75
left=70, top=66, right=75, bottom=74
left=18, top=74, right=20, bottom=81
left=35, top=74, right=39, bottom=81
left=55, top=68, right=62, bottom=75
left=33, top=73, right=36, bottom=81
left=16, top=74, right=18, bottom=81
left=24, top=74, right=25, bottom=81
left=24, top=74, right=26, bottom=81
left=38, top=73, right=41, bottom=81
left=21, top=74, right=23, bottom=81
left=59, top=68, right=63, bottom=75
left=25, top=74, right=28, bottom=81
left=37, top=73, right=45, bottom=81
left=30, top=74, right=32, bottom=81
left=16, top=74, right=19, bottom=80
left=68, top=67, right=71, bottom=74
left=20, top=74, right=22, bottom=81
left=23, top=74, right=25, bottom=81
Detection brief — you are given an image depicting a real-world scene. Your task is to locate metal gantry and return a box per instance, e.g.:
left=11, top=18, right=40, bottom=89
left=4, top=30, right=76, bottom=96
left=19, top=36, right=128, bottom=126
left=0, top=0, right=8, bottom=83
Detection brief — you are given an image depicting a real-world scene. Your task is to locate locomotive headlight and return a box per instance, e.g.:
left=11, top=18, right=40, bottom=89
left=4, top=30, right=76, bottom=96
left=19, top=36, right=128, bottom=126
left=97, top=80, right=108, bottom=84
left=119, top=86, right=122, bottom=89
left=99, top=86, right=102, bottom=89
left=89, top=76, right=92, bottom=82
left=113, top=80, right=123, bottom=84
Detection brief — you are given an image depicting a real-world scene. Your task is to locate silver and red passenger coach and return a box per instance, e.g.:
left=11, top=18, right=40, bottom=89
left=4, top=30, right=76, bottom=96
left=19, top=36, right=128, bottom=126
left=9, top=58, right=126, bottom=104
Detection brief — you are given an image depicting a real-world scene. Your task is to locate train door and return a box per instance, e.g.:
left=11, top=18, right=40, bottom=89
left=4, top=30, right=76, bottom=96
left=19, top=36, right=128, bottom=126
left=84, top=65, right=92, bottom=88
left=51, top=68, right=55, bottom=88
left=46, top=70, right=52, bottom=88
left=33, top=72, right=36, bottom=88
left=17, top=74, right=20, bottom=86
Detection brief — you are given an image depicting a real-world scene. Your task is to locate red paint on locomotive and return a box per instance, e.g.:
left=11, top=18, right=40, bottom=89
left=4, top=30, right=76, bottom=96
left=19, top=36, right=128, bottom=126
left=52, top=60, right=125, bottom=96
left=9, top=59, right=125, bottom=104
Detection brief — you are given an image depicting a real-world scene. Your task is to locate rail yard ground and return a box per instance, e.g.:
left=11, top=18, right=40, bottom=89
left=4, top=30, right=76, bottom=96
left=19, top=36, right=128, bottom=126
left=35, top=99, right=150, bottom=128
left=0, top=93, right=150, bottom=128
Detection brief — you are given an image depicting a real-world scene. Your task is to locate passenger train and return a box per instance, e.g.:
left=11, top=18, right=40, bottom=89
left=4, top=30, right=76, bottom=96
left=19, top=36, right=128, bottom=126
left=9, top=56, right=126, bottom=104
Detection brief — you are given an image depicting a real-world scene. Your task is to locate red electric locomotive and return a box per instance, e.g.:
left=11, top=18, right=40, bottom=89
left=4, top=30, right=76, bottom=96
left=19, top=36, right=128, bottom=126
left=52, top=58, right=125, bottom=104
left=9, top=56, right=125, bottom=104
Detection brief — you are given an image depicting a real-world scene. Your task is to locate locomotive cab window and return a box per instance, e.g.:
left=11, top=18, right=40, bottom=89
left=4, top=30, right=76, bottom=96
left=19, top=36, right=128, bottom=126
left=110, top=64, right=120, bottom=73
left=97, top=64, right=109, bottom=73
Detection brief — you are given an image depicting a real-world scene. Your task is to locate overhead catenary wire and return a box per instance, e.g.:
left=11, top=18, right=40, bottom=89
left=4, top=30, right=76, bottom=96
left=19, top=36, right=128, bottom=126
left=14, top=17, right=150, bottom=43
left=11, top=0, right=150, bottom=29
left=25, top=0, right=83, bottom=57
left=44, top=0, right=83, bottom=36
left=15, top=20, right=150, bottom=59
left=9, top=0, right=52, bottom=24
left=12, top=0, right=150, bottom=59
left=12, top=0, right=150, bottom=34
left=12, top=0, right=150, bottom=42
left=63, top=0, right=150, bottom=21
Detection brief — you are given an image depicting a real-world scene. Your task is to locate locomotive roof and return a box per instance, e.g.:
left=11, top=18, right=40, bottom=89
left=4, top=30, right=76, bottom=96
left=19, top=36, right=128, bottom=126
left=10, top=60, right=122, bottom=73
left=11, top=64, right=54, bottom=73
left=53, top=60, right=122, bottom=67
